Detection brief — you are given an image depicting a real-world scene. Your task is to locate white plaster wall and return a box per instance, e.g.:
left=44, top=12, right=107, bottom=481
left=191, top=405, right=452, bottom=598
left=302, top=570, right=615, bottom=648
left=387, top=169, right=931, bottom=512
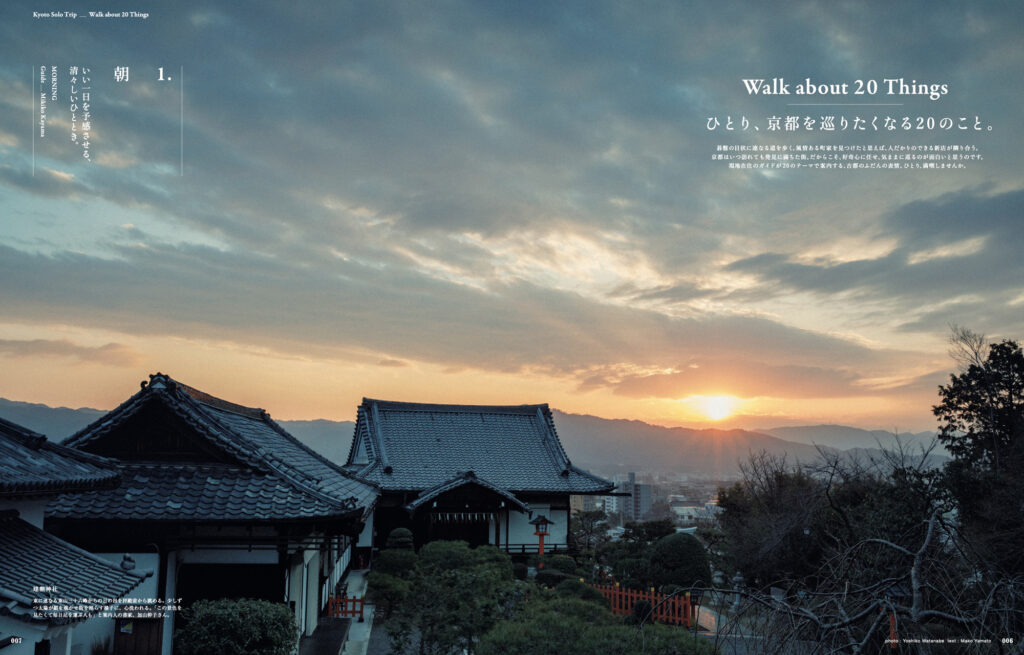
left=49, top=628, right=70, bottom=655
left=507, top=506, right=542, bottom=546
left=0, top=499, right=47, bottom=528
left=547, top=508, right=569, bottom=546
left=67, top=617, right=114, bottom=655
left=160, top=551, right=177, bottom=655
left=357, top=510, right=374, bottom=547
left=288, top=556, right=304, bottom=634
left=303, top=552, right=320, bottom=637
left=507, top=505, right=569, bottom=548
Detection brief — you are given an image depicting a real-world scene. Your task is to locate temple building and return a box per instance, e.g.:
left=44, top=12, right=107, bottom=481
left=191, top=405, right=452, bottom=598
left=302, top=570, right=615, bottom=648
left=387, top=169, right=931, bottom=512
left=0, top=416, right=150, bottom=655
left=344, top=399, right=613, bottom=556
left=45, top=374, right=378, bottom=654
left=4, top=376, right=611, bottom=654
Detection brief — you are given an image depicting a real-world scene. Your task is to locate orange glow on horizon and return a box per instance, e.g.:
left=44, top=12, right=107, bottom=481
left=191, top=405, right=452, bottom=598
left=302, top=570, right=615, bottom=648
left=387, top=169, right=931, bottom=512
left=0, top=324, right=941, bottom=433
left=690, top=395, right=742, bottom=421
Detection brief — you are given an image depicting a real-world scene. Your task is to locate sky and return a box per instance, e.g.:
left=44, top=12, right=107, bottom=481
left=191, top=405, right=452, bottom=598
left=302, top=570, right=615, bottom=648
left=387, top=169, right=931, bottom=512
left=1, top=1, right=1022, bottom=432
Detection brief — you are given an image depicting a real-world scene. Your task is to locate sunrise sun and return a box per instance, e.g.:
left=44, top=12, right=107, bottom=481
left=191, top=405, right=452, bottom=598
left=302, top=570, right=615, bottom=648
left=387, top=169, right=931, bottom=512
left=692, top=395, right=741, bottom=421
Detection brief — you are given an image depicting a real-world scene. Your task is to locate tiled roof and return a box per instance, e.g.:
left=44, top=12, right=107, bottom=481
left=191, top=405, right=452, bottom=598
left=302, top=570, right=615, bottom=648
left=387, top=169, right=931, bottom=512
left=348, top=399, right=614, bottom=494
left=48, top=462, right=356, bottom=521
left=0, top=511, right=149, bottom=624
left=404, top=471, right=530, bottom=514
left=61, top=374, right=377, bottom=519
left=0, top=416, right=119, bottom=497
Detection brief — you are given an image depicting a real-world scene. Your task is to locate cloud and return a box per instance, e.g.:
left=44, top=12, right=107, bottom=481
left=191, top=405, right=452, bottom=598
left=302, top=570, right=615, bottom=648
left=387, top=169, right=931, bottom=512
left=726, top=188, right=1024, bottom=332
left=0, top=165, right=85, bottom=199
left=0, top=338, right=142, bottom=366
left=0, top=241, right=926, bottom=383
left=0, top=0, right=1022, bottom=426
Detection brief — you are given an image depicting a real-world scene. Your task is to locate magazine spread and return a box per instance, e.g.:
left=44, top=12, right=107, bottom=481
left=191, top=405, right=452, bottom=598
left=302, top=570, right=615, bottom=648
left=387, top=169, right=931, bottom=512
left=1, top=2, right=1022, bottom=654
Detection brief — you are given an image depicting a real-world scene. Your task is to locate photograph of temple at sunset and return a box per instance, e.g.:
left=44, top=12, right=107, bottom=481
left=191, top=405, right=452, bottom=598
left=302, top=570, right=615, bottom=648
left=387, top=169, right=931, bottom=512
left=2, top=0, right=1022, bottom=653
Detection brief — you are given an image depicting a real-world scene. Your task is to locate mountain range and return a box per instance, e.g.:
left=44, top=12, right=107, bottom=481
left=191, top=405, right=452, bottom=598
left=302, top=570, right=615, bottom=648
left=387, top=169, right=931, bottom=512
left=0, top=398, right=940, bottom=477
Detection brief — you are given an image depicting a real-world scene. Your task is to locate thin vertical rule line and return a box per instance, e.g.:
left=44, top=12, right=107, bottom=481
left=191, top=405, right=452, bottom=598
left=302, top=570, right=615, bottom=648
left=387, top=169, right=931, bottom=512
left=32, top=66, right=36, bottom=176
left=180, top=66, right=184, bottom=176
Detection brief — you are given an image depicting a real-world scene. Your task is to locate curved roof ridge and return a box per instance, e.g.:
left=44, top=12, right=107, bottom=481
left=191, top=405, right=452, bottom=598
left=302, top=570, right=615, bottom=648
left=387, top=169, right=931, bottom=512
left=260, top=411, right=380, bottom=490
left=349, top=399, right=614, bottom=493
left=174, top=375, right=376, bottom=490
left=404, top=470, right=530, bottom=514
left=176, top=380, right=267, bottom=419
left=368, top=401, right=391, bottom=473
left=169, top=382, right=366, bottom=511
left=0, top=416, right=121, bottom=495
left=60, top=374, right=261, bottom=473
left=62, top=382, right=152, bottom=448
left=0, top=513, right=150, bottom=625
left=533, top=406, right=570, bottom=472
left=63, top=373, right=377, bottom=514
left=362, top=398, right=549, bottom=414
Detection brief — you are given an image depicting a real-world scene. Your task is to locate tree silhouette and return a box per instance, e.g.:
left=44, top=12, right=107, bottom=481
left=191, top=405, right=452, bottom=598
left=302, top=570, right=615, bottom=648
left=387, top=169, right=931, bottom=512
left=934, top=329, right=1024, bottom=578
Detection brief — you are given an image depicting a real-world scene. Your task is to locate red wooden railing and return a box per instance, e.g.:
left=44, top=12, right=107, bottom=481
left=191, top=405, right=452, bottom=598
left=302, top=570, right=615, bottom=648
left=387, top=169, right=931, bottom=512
left=327, top=595, right=365, bottom=621
left=588, top=583, right=698, bottom=627
left=888, top=610, right=897, bottom=649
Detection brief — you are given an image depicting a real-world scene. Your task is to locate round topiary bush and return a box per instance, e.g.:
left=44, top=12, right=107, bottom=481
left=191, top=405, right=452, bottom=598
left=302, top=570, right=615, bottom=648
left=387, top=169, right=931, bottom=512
left=375, top=548, right=418, bottom=578
left=555, top=578, right=588, bottom=597
left=513, top=562, right=529, bottom=580
left=545, top=554, right=578, bottom=576
left=629, top=599, right=653, bottom=625
left=535, top=568, right=570, bottom=587
left=174, top=598, right=297, bottom=655
left=648, top=532, right=710, bottom=590
left=553, top=578, right=609, bottom=607
left=386, top=527, right=415, bottom=550
left=418, top=540, right=475, bottom=570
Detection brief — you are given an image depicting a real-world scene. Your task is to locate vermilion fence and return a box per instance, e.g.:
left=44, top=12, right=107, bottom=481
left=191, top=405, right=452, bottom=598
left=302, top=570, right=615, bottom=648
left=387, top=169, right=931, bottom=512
left=327, top=594, right=365, bottom=621
left=588, top=583, right=698, bottom=627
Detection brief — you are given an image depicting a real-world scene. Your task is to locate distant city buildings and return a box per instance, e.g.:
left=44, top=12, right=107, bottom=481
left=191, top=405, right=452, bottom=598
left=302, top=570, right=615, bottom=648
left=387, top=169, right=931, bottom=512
left=603, top=492, right=621, bottom=517
left=608, top=472, right=653, bottom=523
left=575, top=469, right=728, bottom=528
left=570, top=494, right=598, bottom=513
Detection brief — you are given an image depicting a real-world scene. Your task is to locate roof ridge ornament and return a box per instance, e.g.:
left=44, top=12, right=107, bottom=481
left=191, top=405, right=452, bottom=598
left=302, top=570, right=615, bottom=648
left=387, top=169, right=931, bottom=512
left=146, top=372, right=172, bottom=390
left=370, top=401, right=392, bottom=474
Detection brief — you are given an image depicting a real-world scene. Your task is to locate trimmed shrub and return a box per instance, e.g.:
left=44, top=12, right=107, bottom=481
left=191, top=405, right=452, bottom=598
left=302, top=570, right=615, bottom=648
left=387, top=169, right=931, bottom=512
left=478, top=596, right=713, bottom=655
left=473, top=544, right=515, bottom=578
left=555, top=578, right=588, bottom=597
left=545, top=554, right=578, bottom=576
left=628, top=599, right=653, bottom=625
left=366, top=571, right=410, bottom=618
left=174, top=598, right=297, bottom=655
left=385, top=527, right=415, bottom=550
left=374, top=548, right=418, bottom=578
left=648, top=533, right=710, bottom=589
left=418, top=540, right=475, bottom=570
left=513, top=562, right=529, bottom=580
left=578, top=585, right=609, bottom=606
left=612, top=557, right=648, bottom=589
left=554, top=578, right=609, bottom=606
left=535, top=568, right=570, bottom=587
